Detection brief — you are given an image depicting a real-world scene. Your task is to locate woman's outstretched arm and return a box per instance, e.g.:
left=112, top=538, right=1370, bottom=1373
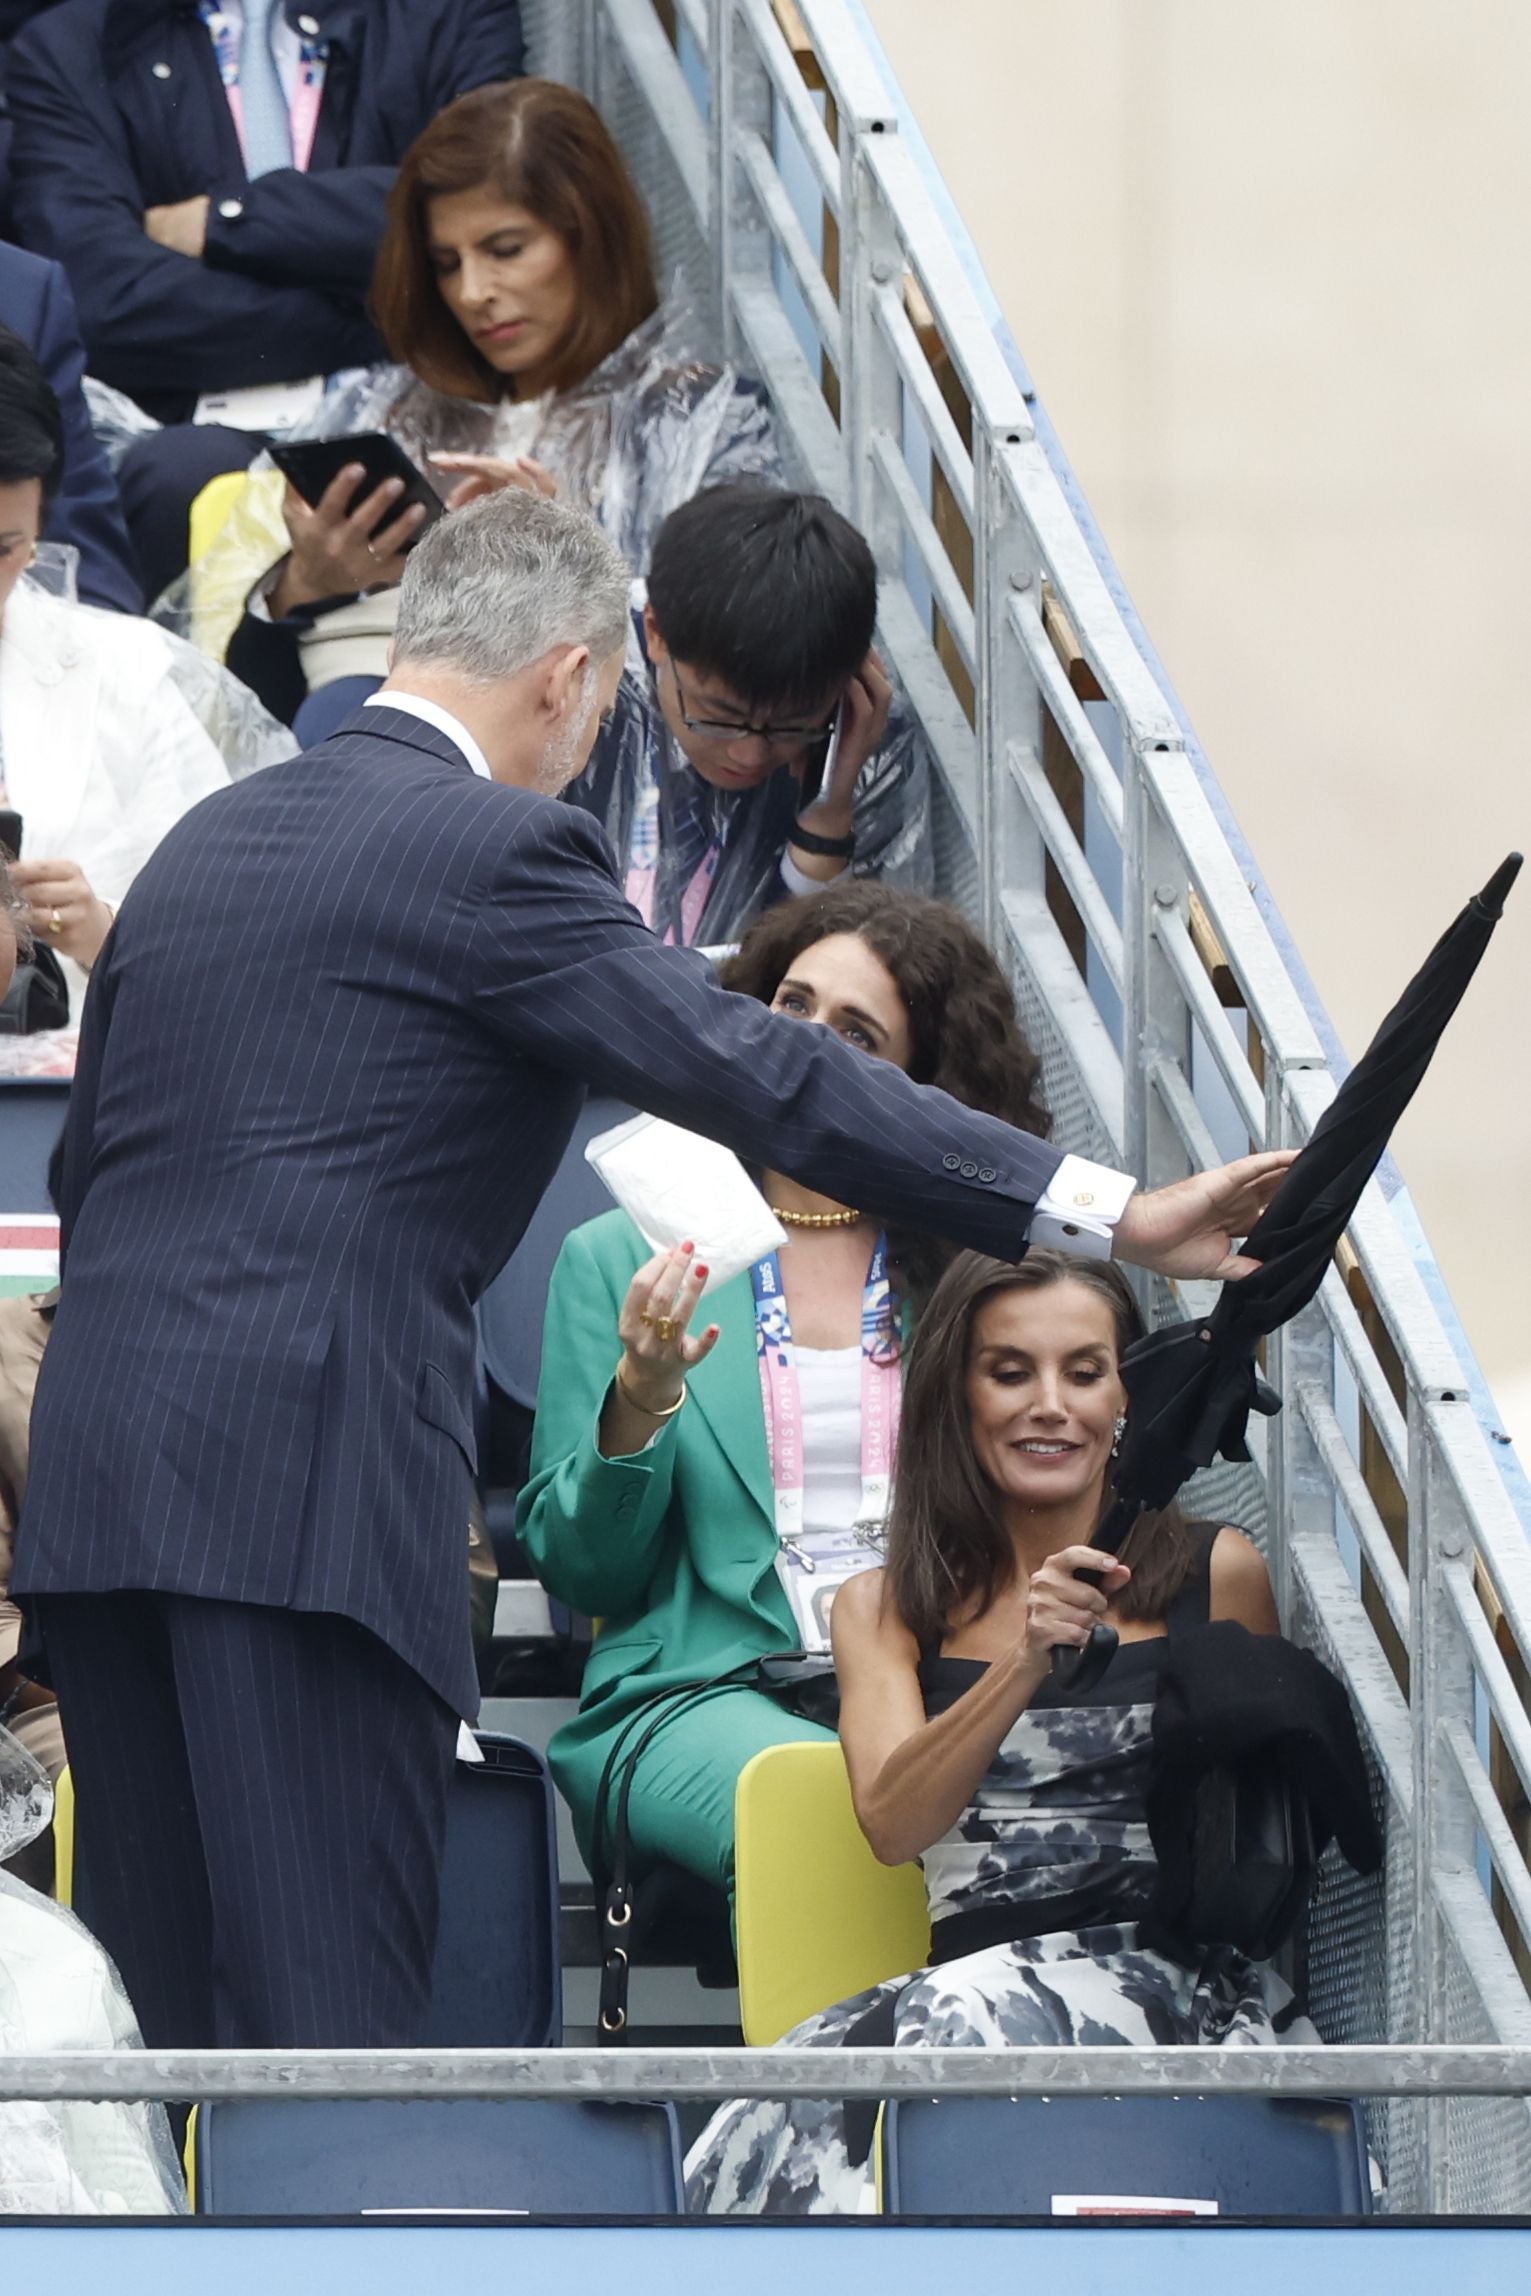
left=831, top=1547, right=1130, bottom=1866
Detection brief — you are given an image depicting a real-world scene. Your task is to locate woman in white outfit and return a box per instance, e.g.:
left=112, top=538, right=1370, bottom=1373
left=0, top=328, right=288, bottom=1014
left=0, top=1724, right=184, bottom=2214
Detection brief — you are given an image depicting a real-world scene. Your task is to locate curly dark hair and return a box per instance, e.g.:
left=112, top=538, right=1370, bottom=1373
left=720, top=883, right=1051, bottom=1309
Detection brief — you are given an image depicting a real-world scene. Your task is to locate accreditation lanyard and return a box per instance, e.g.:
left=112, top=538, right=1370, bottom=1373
left=750, top=1235, right=901, bottom=1553
left=622, top=782, right=719, bottom=948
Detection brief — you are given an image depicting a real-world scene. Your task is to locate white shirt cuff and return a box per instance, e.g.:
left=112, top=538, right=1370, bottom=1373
left=1029, top=1153, right=1137, bottom=1260
left=244, top=557, right=292, bottom=624
left=779, top=849, right=851, bottom=899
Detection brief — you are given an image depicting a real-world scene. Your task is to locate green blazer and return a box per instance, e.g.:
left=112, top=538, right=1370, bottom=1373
left=517, top=1207, right=798, bottom=1866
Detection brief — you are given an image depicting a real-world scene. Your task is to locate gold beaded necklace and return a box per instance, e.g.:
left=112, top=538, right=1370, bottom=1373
left=766, top=1203, right=864, bottom=1229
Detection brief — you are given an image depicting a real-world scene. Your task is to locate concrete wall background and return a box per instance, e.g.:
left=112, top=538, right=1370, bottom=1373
left=864, top=0, right=1531, bottom=1448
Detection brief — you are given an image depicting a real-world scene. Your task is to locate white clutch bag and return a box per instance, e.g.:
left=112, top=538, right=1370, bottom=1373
left=583, top=1113, right=786, bottom=1293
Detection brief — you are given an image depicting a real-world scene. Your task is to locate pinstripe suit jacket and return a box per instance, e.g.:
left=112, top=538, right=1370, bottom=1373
left=13, top=707, right=1063, bottom=1715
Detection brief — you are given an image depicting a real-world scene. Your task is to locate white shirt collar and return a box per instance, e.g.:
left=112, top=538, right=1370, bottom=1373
left=364, top=690, right=493, bottom=782
left=364, top=684, right=491, bottom=785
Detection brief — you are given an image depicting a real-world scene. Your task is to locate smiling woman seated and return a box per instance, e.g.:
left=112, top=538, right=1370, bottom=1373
left=517, top=882, right=1050, bottom=1918
left=685, top=1248, right=1299, bottom=2217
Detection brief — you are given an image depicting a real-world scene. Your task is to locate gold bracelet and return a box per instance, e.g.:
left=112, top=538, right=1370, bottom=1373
left=614, top=1362, right=688, bottom=1420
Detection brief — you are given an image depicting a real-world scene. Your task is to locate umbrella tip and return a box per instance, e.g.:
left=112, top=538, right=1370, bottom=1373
left=1479, top=852, right=1523, bottom=918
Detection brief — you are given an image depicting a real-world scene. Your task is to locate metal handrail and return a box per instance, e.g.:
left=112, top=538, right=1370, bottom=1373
left=549, top=0, right=1531, bottom=2210
left=3, top=2045, right=1530, bottom=2105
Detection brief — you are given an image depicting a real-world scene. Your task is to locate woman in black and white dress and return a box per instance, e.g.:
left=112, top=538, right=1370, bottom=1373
left=687, top=1247, right=1315, bottom=2215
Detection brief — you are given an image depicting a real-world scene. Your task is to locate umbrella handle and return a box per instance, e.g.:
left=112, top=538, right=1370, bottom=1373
left=1050, top=1560, right=1120, bottom=1694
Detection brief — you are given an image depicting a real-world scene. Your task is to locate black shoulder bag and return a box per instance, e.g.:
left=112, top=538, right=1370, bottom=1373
left=0, top=940, right=69, bottom=1035
left=1180, top=1758, right=1317, bottom=1961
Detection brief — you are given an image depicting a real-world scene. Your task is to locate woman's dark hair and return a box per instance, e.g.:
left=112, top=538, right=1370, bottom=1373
left=884, top=1249, right=1194, bottom=1643
left=647, top=485, right=877, bottom=720
left=373, top=79, right=659, bottom=401
left=720, top=883, right=1051, bottom=1308
left=0, top=326, right=63, bottom=506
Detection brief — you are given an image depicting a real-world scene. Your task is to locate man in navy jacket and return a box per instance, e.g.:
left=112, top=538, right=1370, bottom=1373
left=8, top=0, right=524, bottom=593
left=8, top=0, right=524, bottom=415
left=15, top=493, right=1292, bottom=2051
left=0, top=239, right=140, bottom=612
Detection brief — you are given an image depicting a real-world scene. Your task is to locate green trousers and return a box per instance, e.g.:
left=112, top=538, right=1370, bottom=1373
left=620, top=1685, right=836, bottom=1908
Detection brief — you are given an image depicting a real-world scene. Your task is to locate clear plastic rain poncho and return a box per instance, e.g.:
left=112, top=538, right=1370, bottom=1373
left=567, top=597, right=933, bottom=948
left=24, top=543, right=296, bottom=783
left=0, top=1727, right=186, bottom=2215
left=155, top=294, right=786, bottom=665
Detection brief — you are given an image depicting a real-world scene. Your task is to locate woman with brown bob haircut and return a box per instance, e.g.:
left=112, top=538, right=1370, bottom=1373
left=222, top=79, right=781, bottom=736
left=687, top=1248, right=1317, bottom=2216
left=518, top=885, right=1050, bottom=1932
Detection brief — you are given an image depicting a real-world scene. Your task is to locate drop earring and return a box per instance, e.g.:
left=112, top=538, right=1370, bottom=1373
left=1110, top=1414, right=1126, bottom=1458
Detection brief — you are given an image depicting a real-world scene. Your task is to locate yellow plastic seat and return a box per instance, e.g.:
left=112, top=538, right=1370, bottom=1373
left=184, top=466, right=288, bottom=657
left=187, top=468, right=255, bottom=564
left=52, top=1762, right=74, bottom=1907
left=734, top=1739, right=930, bottom=2046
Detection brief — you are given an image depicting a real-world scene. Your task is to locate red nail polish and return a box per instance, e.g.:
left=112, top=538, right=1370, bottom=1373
left=707, top=1326, right=721, bottom=1341
left=681, top=1239, right=695, bottom=1253
left=695, top=1264, right=710, bottom=1282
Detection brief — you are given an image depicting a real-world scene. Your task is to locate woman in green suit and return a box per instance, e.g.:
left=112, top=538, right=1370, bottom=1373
left=517, top=883, right=1051, bottom=1910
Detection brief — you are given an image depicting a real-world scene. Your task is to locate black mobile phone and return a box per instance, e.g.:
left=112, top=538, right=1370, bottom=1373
left=797, top=698, right=847, bottom=811
left=0, top=809, right=22, bottom=860
left=268, top=432, right=444, bottom=548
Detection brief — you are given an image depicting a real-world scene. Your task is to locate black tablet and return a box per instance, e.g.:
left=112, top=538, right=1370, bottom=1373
left=269, top=431, right=444, bottom=546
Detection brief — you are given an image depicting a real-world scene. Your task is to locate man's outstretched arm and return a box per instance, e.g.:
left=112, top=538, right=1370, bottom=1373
left=471, top=801, right=1291, bottom=1274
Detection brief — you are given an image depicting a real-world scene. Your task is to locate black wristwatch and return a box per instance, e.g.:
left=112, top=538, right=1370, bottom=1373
left=790, top=819, right=856, bottom=859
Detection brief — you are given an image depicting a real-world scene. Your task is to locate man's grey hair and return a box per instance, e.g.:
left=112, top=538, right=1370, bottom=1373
left=393, top=491, right=632, bottom=683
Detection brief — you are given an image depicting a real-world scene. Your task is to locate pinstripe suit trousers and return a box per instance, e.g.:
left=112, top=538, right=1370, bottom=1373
left=39, top=1590, right=458, bottom=2050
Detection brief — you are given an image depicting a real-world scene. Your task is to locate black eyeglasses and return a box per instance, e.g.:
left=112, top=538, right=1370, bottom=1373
left=666, top=660, right=836, bottom=753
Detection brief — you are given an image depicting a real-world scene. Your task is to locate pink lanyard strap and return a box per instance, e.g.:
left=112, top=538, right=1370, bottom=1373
left=623, top=844, right=719, bottom=949
left=201, top=7, right=328, bottom=173
left=751, top=1236, right=901, bottom=1545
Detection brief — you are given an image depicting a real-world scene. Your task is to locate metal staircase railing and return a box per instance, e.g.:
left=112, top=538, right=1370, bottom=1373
left=512, top=0, right=1531, bottom=2212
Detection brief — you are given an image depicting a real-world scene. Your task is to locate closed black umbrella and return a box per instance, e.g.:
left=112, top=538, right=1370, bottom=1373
left=1058, top=851, right=1522, bottom=1691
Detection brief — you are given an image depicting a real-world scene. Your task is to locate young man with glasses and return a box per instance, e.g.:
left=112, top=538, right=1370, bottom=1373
left=570, top=482, right=930, bottom=946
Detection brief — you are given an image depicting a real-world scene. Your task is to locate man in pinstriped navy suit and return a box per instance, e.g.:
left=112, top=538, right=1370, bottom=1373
left=13, top=494, right=1292, bottom=2050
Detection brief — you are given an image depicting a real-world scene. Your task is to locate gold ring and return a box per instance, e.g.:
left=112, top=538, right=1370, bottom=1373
left=47, top=908, right=62, bottom=938
left=640, top=1312, right=678, bottom=1344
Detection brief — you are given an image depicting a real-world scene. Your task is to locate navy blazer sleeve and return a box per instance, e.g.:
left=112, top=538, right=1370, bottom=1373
left=30, top=258, right=143, bottom=614
left=201, top=0, right=525, bottom=297
left=54, top=927, right=118, bottom=1270
left=469, top=802, right=1062, bottom=1257
left=6, top=31, right=382, bottom=399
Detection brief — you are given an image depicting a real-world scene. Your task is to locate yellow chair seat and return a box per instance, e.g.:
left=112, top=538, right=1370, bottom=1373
left=52, top=1761, right=74, bottom=1907
left=184, top=466, right=288, bottom=658
left=734, top=1739, right=930, bottom=2046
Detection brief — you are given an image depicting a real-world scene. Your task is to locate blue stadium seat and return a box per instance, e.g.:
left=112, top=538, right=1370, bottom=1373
left=476, top=1092, right=631, bottom=1653
left=70, top=1730, right=561, bottom=2048
left=194, top=2097, right=684, bottom=2215
left=881, top=2093, right=1371, bottom=2216
left=421, top=1731, right=562, bottom=2048
left=0, top=1078, right=68, bottom=1211
left=479, top=1091, right=635, bottom=1420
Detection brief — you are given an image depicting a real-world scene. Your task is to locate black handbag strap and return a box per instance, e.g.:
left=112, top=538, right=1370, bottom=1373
left=587, top=1647, right=838, bottom=2040
left=590, top=1674, right=755, bottom=2041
